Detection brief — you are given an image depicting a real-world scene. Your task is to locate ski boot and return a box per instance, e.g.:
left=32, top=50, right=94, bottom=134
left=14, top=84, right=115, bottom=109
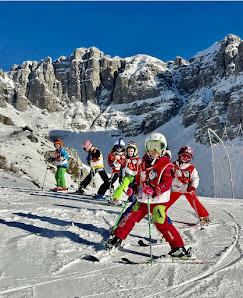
left=96, top=194, right=107, bottom=200
left=200, top=216, right=210, bottom=224
left=75, top=187, right=85, bottom=195
left=168, top=246, right=191, bottom=259
left=107, top=197, right=123, bottom=207
left=105, top=235, right=123, bottom=250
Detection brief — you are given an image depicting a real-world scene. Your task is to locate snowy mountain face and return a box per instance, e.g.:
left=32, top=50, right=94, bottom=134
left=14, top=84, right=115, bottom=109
left=0, top=34, right=241, bottom=141
left=0, top=34, right=243, bottom=196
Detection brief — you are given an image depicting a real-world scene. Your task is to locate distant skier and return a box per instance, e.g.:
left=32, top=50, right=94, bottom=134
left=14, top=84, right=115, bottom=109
left=77, top=140, right=110, bottom=199
left=166, top=146, right=210, bottom=224
left=108, top=141, right=140, bottom=206
left=107, top=138, right=126, bottom=192
left=49, top=139, right=69, bottom=191
left=106, top=133, right=191, bottom=259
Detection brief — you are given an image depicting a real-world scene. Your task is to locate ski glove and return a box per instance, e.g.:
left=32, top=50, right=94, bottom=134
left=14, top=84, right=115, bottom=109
left=187, top=186, right=196, bottom=193
left=142, top=185, right=163, bottom=197
left=142, top=185, right=154, bottom=196
left=154, top=186, right=162, bottom=196
left=126, top=188, right=133, bottom=197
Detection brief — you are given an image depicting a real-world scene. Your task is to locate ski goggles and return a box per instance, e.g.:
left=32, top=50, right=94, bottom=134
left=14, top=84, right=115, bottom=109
left=114, top=145, right=124, bottom=150
left=180, top=153, right=192, bottom=161
left=146, top=141, right=166, bottom=152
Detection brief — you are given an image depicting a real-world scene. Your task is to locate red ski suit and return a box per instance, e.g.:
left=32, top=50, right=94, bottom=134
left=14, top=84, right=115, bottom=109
left=166, top=161, right=209, bottom=218
left=114, top=154, right=184, bottom=249
left=107, top=152, right=125, bottom=174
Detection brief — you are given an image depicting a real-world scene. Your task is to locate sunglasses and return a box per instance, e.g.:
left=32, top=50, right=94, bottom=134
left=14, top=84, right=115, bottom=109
left=146, top=141, right=165, bottom=152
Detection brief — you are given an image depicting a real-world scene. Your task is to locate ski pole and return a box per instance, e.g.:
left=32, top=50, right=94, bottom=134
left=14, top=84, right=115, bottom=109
left=112, top=198, right=130, bottom=232
left=109, top=172, right=114, bottom=199
left=147, top=197, right=153, bottom=262
left=90, top=168, right=94, bottom=197
left=77, top=167, right=82, bottom=191
left=190, top=192, right=204, bottom=230
left=42, top=166, right=48, bottom=190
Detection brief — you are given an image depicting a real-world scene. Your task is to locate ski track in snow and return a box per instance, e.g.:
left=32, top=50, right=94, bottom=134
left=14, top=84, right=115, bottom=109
left=145, top=222, right=241, bottom=297
left=0, top=187, right=242, bottom=297
left=142, top=206, right=243, bottom=298
left=0, top=263, right=126, bottom=295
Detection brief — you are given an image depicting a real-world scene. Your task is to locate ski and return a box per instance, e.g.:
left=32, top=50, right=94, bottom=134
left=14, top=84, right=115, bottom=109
left=174, top=221, right=221, bottom=231
left=121, top=255, right=214, bottom=265
left=84, top=250, right=110, bottom=262
left=84, top=246, right=120, bottom=262
left=106, top=200, right=123, bottom=207
left=135, top=238, right=167, bottom=247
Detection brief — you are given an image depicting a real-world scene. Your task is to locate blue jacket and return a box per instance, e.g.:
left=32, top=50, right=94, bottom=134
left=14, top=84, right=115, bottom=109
left=54, top=147, right=69, bottom=168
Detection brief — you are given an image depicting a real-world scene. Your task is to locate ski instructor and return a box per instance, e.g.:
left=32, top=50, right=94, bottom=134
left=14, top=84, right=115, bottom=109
left=106, top=132, right=191, bottom=259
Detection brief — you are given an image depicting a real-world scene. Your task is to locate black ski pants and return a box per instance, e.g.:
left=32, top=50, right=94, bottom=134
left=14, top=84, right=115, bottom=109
left=79, top=168, right=110, bottom=195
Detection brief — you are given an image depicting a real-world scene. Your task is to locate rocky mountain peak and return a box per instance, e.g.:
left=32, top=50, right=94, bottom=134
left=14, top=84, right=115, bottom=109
left=0, top=35, right=242, bottom=144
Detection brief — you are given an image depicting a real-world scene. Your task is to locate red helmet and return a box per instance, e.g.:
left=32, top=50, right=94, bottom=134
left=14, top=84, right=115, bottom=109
left=178, top=146, right=194, bottom=162
left=82, top=140, right=93, bottom=152
left=53, top=139, right=63, bottom=147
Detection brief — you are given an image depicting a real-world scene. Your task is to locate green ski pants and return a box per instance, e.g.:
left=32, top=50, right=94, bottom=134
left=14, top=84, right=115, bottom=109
left=112, top=176, right=134, bottom=200
left=55, top=167, right=66, bottom=188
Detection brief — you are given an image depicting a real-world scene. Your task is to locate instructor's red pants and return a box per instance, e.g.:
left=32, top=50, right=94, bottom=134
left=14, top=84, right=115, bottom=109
left=167, top=191, right=209, bottom=218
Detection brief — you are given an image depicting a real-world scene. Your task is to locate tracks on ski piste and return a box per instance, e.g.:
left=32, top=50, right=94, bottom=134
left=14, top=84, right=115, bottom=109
left=3, top=221, right=238, bottom=298
left=1, top=186, right=241, bottom=297
left=144, top=220, right=241, bottom=297
left=0, top=262, right=125, bottom=296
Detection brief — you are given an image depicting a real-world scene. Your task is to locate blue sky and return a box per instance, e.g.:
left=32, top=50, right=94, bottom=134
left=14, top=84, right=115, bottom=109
left=1, top=1, right=243, bottom=71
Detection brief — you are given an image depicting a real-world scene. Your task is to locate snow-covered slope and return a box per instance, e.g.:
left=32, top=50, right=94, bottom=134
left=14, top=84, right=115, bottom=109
left=0, top=175, right=242, bottom=297
left=0, top=103, right=213, bottom=196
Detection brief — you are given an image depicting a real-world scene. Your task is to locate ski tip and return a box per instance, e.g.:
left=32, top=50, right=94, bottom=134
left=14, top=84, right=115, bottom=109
left=121, top=257, right=136, bottom=264
left=138, top=239, right=147, bottom=247
left=83, top=254, right=100, bottom=262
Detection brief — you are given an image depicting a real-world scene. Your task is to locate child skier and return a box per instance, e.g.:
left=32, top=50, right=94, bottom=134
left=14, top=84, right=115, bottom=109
left=166, top=146, right=210, bottom=224
left=77, top=140, right=110, bottom=199
left=106, top=133, right=190, bottom=259
left=107, top=138, right=126, bottom=191
left=108, top=141, right=140, bottom=206
left=50, top=139, right=69, bottom=191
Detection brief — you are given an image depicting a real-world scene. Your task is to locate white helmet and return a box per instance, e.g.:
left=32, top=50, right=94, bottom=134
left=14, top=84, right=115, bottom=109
left=145, top=132, right=167, bottom=154
left=114, top=138, right=125, bottom=148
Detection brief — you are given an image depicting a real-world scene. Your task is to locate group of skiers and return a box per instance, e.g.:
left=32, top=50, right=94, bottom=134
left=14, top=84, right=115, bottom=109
left=49, top=133, right=210, bottom=259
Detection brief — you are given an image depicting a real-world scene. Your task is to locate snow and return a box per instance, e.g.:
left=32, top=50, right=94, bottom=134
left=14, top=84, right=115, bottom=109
left=0, top=171, right=242, bottom=297
left=0, top=100, right=242, bottom=296
left=192, top=41, right=221, bottom=63
left=122, top=55, right=167, bottom=80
